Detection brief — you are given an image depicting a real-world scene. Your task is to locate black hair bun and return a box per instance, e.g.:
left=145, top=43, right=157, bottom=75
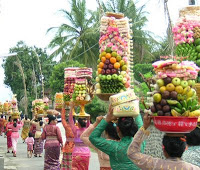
left=118, top=117, right=138, bottom=137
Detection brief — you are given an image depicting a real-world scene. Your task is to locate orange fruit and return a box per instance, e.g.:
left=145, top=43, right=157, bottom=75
left=98, top=68, right=102, bottom=74
left=101, top=57, right=106, bottom=63
left=99, top=62, right=104, bottom=68
left=110, top=57, right=116, bottom=64
left=99, top=54, right=102, bottom=59
left=114, top=62, right=120, bottom=69
left=105, top=53, right=111, bottom=59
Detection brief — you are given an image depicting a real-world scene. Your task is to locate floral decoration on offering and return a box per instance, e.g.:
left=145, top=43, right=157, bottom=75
left=173, top=7, right=200, bottom=66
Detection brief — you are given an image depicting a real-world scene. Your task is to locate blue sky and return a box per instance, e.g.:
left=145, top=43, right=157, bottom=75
left=0, top=0, right=197, bottom=102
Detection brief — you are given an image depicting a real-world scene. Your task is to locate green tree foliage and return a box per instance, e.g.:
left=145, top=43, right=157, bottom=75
left=2, top=41, right=55, bottom=115
left=48, top=0, right=99, bottom=69
left=49, top=60, right=85, bottom=97
left=133, top=64, right=154, bottom=82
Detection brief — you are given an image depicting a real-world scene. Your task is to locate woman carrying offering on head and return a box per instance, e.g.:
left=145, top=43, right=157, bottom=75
left=41, top=115, right=63, bottom=170
left=31, top=117, right=45, bottom=157
left=68, top=102, right=90, bottom=170
left=21, top=115, right=31, bottom=142
left=81, top=116, right=120, bottom=170
left=89, top=105, right=144, bottom=170
left=7, top=118, right=23, bottom=157
left=6, top=116, right=13, bottom=153
left=61, top=104, right=75, bottom=170
left=127, top=113, right=200, bottom=170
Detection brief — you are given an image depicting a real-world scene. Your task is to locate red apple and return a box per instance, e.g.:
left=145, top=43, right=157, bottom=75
left=105, top=59, right=110, bottom=65
left=101, top=69, right=106, bottom=75
left=111, top=69, right=117, bottom=74
left=103, top=64, right=108, bottom=69
left=106, top=69, right=111, bottom=75
left=108, top=64, right=114, bottom=69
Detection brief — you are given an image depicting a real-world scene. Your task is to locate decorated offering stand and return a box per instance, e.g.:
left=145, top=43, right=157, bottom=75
left=147, top=59, right=200, bottom=133
left=63, top=67, right=94, bottom=117
left=95, top=12, right=133, bottom=101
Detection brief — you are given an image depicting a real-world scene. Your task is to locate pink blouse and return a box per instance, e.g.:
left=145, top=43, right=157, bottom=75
left=68, top=108, right=90, bottom=144
left=8, top=121, right=23, bottom=138
left=25, top=137, right=34, bottom=145
left=41, top=124, right=63, bottom=149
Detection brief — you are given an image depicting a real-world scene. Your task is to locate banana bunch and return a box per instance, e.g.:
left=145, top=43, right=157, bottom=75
left=170, top=98, right=200, bottom=116
left=175, top=43, right=199, bottom=61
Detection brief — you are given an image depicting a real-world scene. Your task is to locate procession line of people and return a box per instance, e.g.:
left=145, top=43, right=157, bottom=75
left=1, top=102, right=200, bottom=170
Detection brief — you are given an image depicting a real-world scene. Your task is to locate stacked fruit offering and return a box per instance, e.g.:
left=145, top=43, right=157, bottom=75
left=64, top=68, right=78, bottom=102
left=72, top=83, right=87, bottom=101
left=54, top=93, right=64, bottom=110
left=150, top=60, right=200, bottom=117
left=32, top=99, right=46, bottom=116
left=96, top=13, right=133, bottom=94
left=64, top=77, right=76, bottom=101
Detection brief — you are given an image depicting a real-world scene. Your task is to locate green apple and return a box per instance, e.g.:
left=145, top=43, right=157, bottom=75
left=112, top=74, right=118, bottom=80
left=181, top=80, right=188, bottom=88
left=187, top=80, right=193, bottom=86
left=101, top=75, right=106, bottom=80
left=111, top=51, right=117, bottom=57
left=107, top=75, right=112, bottom=80
left=192, top=80, right=196, bottom=87
left=153, top=93, right=162, bottom=103
left=122, top=78, right=127, bottom=84
left=172, top=77, right=181, bottom=86
left=116, top=55, right=122, bottom=61
left=118, top=75, right=123, bottom=81
left=156, top=79, right=165, bottom=87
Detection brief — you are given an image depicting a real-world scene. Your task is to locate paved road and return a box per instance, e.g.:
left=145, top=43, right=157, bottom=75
left=0, top=131, right=100, bottom=170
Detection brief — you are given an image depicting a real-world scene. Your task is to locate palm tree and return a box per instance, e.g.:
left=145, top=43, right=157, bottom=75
left=48, top=0, right=99, bottom=68
left=100, top=0, right=159, bottom=63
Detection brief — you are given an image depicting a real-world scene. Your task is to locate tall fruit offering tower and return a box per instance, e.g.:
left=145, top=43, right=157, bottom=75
left=96, top=13, right=133, bottom=95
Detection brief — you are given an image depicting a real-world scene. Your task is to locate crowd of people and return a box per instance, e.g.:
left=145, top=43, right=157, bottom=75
left=0, top=103, right=200, bottom=170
